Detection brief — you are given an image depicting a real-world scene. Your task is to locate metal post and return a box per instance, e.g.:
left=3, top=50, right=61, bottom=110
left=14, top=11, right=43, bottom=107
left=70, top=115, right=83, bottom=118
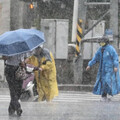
left=110, top=0, right=118, bottom=51
left=71, top=0, right=79, bottom=42
left=73, top=0, right=86, bottom=84
left=84, top=2, right=110, bottom=5
left=84, top=10, right=110, bottom=36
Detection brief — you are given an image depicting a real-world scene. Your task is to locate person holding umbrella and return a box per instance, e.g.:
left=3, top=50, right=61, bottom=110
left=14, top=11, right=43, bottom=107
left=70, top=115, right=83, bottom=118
left=2, top=54, right=26, bottom=116
left=0, top=29, right=45, bottom=116
left=86, top=36, right=120, bottom=101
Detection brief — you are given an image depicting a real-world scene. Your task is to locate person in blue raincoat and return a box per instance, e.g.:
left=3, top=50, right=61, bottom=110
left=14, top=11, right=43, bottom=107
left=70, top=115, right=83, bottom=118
left=86, top=36, right=120, bottom=101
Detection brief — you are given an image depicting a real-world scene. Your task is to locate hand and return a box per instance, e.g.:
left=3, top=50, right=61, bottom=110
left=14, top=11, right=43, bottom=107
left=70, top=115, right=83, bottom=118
left=86, top=66, right=90, bottom=71
left=39, top=68, right=42, bottom=71
left=24, top=58, right=29, bottom=63
left=20, top=62, right=25, bottom=67
left=2, top=56, right=8, bottom=60
left=114, top=67, right=117, bottom=72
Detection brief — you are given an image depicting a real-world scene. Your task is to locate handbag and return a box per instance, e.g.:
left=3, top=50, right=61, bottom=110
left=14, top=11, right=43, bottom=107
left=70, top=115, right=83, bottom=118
left=15, top=66, right=27, bottom=80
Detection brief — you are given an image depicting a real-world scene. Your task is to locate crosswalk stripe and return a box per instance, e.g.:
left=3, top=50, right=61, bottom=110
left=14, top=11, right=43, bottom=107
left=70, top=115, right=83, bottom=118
left=0, top=92, right=120, bottom=103
left=53, top=92, right=120, bottom=103
left=53, top=94, right=101, bottom=102
left=0, top=95, right=10, bottom=102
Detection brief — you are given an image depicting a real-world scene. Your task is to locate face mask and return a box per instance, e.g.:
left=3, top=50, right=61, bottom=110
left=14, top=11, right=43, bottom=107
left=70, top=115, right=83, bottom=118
left=100, top=42, right=106, bottom=46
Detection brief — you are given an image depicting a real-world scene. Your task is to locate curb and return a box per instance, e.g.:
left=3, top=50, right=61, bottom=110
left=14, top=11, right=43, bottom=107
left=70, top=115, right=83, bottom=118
left=0, top=82, right=94, bottom=92
left=58, top=84, right=94, bottom=92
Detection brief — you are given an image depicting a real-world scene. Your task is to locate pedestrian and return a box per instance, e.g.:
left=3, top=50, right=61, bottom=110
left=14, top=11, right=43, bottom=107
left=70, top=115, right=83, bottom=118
left=2, top=54, right=26, bottom=116
left=26, top=46, right=59, bottom=102
left=86, top=36, right=120, bottom=101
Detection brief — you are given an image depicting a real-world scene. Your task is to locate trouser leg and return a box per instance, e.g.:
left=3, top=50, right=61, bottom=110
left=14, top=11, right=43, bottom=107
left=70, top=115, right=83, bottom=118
left=6, top=76, right=22, bottom=110
left=5, top=66, right=23, bottom=115
left=102, top=92, right=107, bottom=97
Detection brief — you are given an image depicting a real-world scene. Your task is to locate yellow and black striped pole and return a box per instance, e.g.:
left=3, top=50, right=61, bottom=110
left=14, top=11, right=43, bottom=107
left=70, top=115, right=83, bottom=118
left=75, top=19, right=83, bottom=57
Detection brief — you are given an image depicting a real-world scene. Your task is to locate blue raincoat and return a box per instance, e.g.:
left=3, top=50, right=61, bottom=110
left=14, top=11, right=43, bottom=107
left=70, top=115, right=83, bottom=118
left=88, top=44, right=120, bottom=95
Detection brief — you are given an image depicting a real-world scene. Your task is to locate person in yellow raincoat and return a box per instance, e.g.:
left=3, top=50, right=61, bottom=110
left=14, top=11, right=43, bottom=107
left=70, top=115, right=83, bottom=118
left=26, top=47, right=59, bottom=102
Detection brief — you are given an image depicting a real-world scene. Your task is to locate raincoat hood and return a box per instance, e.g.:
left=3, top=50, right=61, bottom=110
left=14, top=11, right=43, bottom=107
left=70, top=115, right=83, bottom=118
left=40, top=48, right=52, bottom=62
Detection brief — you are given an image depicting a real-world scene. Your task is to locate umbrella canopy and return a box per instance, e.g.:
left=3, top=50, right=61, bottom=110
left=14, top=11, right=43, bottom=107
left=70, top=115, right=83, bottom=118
left=0, top=29, right=45, bottom=56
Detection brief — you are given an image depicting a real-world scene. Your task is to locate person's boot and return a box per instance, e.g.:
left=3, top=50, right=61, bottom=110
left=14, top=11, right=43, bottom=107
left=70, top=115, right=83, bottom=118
left=17, top=108, right=22, bottom=116
left=100, top=92, right=107, bottom=102
left=100, top=96, right=107, bottom=102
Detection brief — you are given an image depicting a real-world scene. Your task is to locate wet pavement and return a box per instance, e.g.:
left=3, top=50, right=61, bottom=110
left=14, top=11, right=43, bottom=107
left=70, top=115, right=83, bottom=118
left=0, top=90, right=120, bottom=120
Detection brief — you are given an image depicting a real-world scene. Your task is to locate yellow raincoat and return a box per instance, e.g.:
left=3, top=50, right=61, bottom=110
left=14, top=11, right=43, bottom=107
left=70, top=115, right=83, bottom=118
left=27, top=52, right=58, bottom=102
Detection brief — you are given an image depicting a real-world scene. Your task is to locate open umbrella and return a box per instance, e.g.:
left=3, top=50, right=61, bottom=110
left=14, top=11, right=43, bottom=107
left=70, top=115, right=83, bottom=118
left=0, top=29, right=45, bottom=56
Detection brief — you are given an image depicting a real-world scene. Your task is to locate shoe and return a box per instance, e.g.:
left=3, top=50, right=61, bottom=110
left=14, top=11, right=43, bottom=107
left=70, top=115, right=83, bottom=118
left=33, top=95, right=38, bottom=102
left=17, top=108, right=22, bottom=116
left=9, top=109, right=15, bottom=116
left=100, top=97, right=107, bottom=102
left=107, top=97, right=111, bottom=102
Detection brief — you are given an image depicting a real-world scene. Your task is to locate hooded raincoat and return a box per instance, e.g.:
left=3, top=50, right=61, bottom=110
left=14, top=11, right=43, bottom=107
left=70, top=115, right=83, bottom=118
left=27, top=48, right=58, bottom=101
left=88, top=44, right=120, bottom=95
